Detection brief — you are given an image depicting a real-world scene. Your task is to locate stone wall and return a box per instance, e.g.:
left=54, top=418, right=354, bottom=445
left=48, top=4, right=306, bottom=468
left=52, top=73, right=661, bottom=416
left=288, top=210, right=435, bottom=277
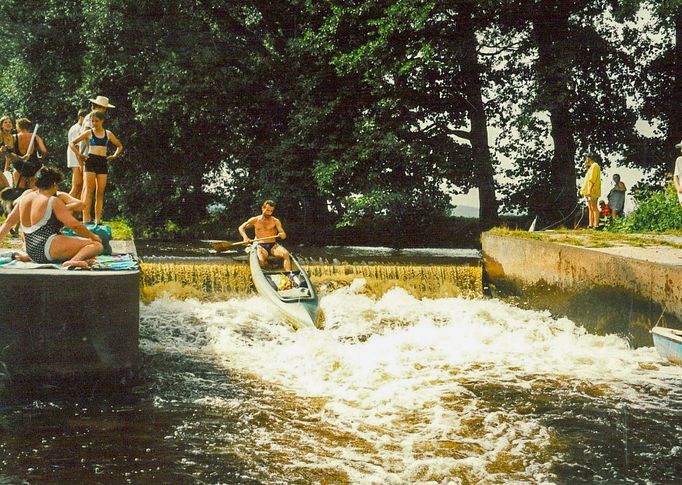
left=481, top=232, right=682, bottom=347
left=0, top=245, right=139, bottom=383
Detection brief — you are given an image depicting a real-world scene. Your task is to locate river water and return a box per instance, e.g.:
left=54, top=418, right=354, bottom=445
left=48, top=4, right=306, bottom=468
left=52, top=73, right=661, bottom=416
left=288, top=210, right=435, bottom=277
left=1, top=246, right=681, bottom=483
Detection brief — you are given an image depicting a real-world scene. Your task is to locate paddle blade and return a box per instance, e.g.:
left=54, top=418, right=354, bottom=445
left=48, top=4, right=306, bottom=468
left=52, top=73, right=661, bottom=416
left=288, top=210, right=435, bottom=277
left=211, top=241, right=234, bottom=252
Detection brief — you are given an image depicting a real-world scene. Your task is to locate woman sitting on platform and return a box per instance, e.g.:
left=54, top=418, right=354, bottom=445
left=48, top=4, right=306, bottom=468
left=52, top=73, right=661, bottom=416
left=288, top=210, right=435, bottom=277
left=0, top=166, right=103, bottom=268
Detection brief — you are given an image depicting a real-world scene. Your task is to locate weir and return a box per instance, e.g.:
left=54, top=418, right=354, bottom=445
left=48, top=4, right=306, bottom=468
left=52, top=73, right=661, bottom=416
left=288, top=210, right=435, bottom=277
left=140, top=262, right=482, bottom=300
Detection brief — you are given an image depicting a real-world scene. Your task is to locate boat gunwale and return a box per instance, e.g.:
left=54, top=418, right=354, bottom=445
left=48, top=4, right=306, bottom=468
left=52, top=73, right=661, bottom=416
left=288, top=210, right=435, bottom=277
left=651, top=326, right=682, bottom=343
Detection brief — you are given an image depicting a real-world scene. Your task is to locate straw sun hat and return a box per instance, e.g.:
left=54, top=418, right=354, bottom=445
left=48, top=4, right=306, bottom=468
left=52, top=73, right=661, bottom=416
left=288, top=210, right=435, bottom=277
left=88, top=95, right=115, bottom=108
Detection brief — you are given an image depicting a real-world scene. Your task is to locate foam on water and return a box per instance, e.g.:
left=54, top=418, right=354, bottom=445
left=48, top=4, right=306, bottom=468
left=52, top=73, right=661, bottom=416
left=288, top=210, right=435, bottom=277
left=140, top=279, right=682, bottom=483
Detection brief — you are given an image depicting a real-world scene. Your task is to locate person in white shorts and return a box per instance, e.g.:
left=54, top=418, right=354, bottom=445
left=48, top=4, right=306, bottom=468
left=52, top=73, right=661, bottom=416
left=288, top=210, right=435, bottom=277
left=67, top=109, right=88, bottom=198
left=674, top=140, right=682, bottom=206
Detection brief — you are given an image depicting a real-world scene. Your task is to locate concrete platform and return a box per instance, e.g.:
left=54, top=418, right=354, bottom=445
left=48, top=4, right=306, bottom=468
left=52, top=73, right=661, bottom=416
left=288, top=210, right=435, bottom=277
left=482, top=232, right=682, bottom=347
left=0, top=240, right=139, bottom=382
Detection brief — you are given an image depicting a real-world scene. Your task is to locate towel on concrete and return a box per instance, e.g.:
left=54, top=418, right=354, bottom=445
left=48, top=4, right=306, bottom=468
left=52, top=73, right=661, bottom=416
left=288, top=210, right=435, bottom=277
left=0, top=253, right=139, bottom=271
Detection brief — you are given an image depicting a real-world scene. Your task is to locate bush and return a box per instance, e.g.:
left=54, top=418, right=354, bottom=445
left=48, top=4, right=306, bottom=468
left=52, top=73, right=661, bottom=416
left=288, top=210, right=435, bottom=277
left=107, top=218, right=135, bottom=240
left=608, top=184, right=682, bottom=233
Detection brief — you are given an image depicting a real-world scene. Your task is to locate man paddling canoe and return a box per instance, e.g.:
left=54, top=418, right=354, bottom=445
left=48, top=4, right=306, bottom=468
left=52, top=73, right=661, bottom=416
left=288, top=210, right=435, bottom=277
left=239, top=199, right=291, bottom=271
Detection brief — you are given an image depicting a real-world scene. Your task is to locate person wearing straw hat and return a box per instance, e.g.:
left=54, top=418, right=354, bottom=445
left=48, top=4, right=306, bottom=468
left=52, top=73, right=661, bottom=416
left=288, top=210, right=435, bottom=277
left=79, top=95, right=115, bottom=156
left=674, top=140, right=682, bottom=207
left=70, top=110, right=123, bottom=225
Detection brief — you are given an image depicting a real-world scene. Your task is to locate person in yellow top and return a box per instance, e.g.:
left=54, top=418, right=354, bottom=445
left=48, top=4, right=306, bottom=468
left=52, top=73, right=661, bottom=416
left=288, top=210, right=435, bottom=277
left=580, top=153, right=601, bottom=229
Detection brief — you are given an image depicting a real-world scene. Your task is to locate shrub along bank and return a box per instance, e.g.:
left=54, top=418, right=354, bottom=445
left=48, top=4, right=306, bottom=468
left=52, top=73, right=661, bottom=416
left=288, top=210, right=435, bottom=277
left=608, top=184, right=682, bottom=234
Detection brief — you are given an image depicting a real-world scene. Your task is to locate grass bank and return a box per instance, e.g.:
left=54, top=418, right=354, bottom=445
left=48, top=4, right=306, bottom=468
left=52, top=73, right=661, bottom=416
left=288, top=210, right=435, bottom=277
left=489, top=227, right=682, bottom=249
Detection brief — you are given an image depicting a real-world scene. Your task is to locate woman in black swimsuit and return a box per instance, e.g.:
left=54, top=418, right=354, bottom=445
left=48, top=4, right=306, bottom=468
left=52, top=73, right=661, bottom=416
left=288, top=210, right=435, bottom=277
left=9, top=118, right=48, bottom=190
left=0, top=166, right=103, bottom=268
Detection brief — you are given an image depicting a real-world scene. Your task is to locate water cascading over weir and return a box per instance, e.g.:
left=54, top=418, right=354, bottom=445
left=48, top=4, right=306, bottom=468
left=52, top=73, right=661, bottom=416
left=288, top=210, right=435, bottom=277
left=140, top=261, right=483, bottom=302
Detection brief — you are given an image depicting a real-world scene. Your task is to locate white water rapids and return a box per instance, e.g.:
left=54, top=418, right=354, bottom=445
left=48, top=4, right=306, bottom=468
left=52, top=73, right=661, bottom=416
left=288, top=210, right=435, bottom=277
left=140, top=279, right=682, bottom=484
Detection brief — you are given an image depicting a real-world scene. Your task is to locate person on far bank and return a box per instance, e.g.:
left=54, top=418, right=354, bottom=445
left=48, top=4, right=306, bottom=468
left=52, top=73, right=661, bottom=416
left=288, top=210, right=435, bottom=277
left=69, top=111, right=123, bottom=225
left=599, top=200, right=610, bottom=218
left=67, top=108, right=89, bottom=199
left=0, top=166, right=102, bottom=268
left=607, top=173, right=626, bottom=217
left=580, top=153, right=601, bottom=229
left=238, top=200, right=291, bottom=272
left=674, top=140, right=682, bottom=207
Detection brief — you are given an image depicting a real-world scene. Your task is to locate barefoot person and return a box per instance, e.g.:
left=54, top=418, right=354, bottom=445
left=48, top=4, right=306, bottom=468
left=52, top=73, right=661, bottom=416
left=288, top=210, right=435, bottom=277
left=69, top=110, right=123, bottom=224
left=580, top=153, right=601, bottom=229
left=67, top=109, right=88, bottom=198
left=238, top=200, right=291, bottom=271
left=0, top=166, right=103, bottom=268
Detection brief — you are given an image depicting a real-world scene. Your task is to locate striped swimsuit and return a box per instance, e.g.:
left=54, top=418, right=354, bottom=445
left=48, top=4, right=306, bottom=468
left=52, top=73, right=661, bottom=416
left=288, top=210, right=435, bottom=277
left=23, top=197, right=63, bottom=263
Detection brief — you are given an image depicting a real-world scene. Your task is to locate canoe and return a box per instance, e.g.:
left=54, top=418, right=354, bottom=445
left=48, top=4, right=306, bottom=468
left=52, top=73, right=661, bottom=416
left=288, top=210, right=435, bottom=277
left=651, top=326, right=682, bottom=366
left=249, top=247, right=321, bottom=329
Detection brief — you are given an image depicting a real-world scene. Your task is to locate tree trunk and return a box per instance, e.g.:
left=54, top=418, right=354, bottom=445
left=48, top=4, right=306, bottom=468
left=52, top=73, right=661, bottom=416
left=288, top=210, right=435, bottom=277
left=532, top=3, right=578, bottom=224
left=458, top=3, right=499, bottom=224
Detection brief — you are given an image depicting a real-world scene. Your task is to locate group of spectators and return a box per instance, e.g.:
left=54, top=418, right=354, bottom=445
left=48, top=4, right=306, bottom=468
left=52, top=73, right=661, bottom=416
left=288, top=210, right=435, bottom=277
left=581, top=138, right=682, bottom=229
left=580, top=154, right=627, bottom=229
left=0, top=95, right=123, bottom=268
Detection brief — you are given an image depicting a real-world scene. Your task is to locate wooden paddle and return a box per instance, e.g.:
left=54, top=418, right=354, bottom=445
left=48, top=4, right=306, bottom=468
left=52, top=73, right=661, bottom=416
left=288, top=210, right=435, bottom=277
left=211, top=235, right=278, bottom=252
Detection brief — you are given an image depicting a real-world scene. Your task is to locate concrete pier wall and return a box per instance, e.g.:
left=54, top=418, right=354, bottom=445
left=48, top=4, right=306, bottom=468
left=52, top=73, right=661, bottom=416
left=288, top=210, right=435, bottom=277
left=0, top=241, right=139, bottom=381
left=481, top=233, right=682, bottom=346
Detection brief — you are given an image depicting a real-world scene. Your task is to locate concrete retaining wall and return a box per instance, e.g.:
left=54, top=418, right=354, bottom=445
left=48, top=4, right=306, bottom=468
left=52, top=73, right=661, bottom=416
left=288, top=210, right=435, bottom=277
left=0, top=241, right=139, bottom=382
left=481, top=233, right=682, bottom=346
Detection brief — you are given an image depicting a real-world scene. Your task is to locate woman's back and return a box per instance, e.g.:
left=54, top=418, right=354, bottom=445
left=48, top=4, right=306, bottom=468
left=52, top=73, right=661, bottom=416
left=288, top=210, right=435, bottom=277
left=19, top=191, right=53, bottom=228
left=16, top=132, right=36, bottom=157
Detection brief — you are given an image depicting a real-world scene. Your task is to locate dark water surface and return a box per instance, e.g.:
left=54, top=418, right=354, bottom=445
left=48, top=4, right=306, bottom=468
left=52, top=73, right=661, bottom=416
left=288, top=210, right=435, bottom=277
left=1, top=246, right=682, bottom=483
left=135, top=239, right=481, bottom=265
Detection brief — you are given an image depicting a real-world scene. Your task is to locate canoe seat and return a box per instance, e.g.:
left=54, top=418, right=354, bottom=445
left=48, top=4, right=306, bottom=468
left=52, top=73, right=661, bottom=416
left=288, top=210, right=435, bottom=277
left=278, top=287, right=311, bottom=299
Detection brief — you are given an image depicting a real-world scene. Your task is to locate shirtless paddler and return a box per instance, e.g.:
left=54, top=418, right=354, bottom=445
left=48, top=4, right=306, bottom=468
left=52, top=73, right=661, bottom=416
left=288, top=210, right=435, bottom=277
left=239, top=199, right=291, bottom=271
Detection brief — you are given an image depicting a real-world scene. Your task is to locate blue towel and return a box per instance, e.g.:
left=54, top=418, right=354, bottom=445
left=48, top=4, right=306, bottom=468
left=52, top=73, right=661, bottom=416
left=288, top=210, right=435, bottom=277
left=63, top=223, right=113, bottom=255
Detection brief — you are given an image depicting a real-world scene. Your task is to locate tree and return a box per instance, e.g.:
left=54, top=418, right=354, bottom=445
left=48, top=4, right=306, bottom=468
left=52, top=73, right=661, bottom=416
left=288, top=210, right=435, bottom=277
left=303, top=0, right=501, bottom=228
left=491, top=0, right=639, bottom=223
left=0, top=0, right=86, bottom=154
left=627, top=1, right=682, bottom=180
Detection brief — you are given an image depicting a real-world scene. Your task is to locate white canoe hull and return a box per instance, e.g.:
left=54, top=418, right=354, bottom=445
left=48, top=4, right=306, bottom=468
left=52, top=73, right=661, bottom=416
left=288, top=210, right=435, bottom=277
left=249, top=248, right=320, bottom=329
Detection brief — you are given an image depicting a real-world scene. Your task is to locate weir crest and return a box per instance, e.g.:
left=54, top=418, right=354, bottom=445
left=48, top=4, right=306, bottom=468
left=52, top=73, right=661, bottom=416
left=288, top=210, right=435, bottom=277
left=140, top=262, right=482, bottom=301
